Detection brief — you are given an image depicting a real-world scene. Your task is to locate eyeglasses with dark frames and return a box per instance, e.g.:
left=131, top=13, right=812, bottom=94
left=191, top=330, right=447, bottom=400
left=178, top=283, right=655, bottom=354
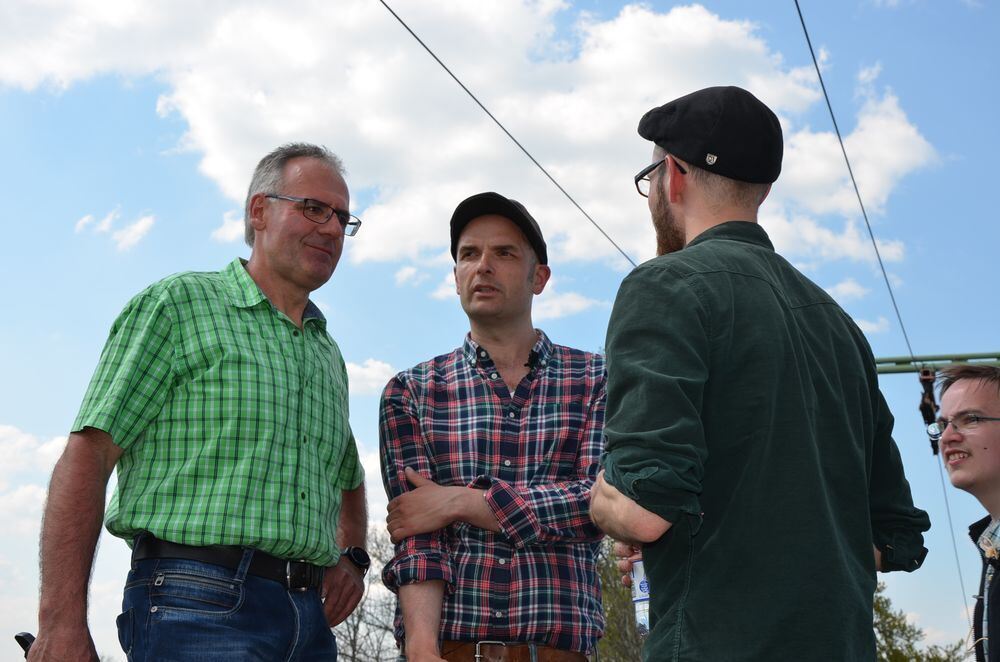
left=634, top=156, right=687, bottom=197
left=265, top=194, right=362, bottom=237
left=926, top=412, right=1000, bottom=441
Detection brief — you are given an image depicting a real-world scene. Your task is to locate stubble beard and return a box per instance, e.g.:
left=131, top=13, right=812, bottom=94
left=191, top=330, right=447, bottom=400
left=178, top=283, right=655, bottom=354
left=651, top=192, right=685, bottom=256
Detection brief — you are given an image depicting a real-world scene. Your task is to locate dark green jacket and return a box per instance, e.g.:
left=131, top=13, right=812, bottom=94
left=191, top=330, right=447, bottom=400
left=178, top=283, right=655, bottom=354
left=603, top=221, right=929, bottom=661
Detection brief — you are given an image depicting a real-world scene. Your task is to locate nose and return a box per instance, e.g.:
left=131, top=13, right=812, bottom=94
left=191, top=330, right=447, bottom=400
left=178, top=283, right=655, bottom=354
left=316, top=216, right=345, bottom=239
left=475, top=253, right=494, bottom=274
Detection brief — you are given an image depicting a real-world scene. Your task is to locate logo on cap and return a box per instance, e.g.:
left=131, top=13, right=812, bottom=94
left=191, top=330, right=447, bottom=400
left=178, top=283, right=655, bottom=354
left=705, top=153, right=718, bottom=165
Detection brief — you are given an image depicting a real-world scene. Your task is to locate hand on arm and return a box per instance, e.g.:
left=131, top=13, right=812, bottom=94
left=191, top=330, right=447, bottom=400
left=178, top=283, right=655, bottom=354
left=323, top=483, right=367, bottom=626
left=29, top=428, right=122, bottom=662
left=590, top=470, right=672, bottom=545
left=386, top=467, right=499, bottom=543
left=398, top=580, right=447, bottom=662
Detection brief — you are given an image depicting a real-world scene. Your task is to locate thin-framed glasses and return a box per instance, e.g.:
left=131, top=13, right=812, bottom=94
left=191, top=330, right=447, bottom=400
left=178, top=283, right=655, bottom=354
left=926, top=413, right=1000, bottom=441
left=265, top=194, right=362, bottom=236
left=634, top=156, right=687, bottom=197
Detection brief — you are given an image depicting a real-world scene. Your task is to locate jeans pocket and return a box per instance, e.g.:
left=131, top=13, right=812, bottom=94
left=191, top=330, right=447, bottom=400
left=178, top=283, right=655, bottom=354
left=116, top=607, right=133, bottom=656
left=150, top=569, right=244, bottom=615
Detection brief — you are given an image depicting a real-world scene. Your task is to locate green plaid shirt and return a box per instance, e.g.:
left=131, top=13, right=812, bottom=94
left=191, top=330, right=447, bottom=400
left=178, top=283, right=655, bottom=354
left=74, top=258, right=363, bottom=566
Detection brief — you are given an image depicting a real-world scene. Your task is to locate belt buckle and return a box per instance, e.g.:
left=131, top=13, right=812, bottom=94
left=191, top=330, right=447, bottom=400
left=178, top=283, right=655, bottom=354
left=475, top=640, right=506, bottom=661
left=285, top=559, right=311, bottom=592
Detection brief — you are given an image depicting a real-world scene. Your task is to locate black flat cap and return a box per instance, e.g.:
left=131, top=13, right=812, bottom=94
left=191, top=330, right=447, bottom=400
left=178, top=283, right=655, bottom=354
left=449, top=192, right=547, bottom=265
left=638, top=86, right=782, bottom=184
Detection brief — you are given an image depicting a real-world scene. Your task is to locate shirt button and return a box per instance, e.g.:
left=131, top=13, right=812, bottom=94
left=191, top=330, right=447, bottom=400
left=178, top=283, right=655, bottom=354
left=480, top=350, right=488, bottom=358
left=490, top=372, right=499, bottom=380
left=494, top=610, right=503, bottom=618
left=508, top=411, right=515, bottom=419
left=292, top=330, right=300, bottom=337
left=498, top=558, right=507, bottom=565
left=300, top=492, right=306, bottom=500
left=503, top=460, right=511, bottom=467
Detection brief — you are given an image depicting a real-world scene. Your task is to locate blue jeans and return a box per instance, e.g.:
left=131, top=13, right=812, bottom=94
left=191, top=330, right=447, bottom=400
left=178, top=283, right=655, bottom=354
left=116, top=549, right=337, bottom=661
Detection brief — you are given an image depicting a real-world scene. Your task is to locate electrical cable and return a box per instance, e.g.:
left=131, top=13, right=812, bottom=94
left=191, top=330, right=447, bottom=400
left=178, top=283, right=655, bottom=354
left=794, top=0, right=972, bottom=633
left=377, top=0, right=637, bottom=268
left=793, top=0, right=918, bottom=365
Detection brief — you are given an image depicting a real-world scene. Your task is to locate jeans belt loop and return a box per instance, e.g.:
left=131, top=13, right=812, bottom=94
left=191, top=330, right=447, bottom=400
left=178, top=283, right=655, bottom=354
left=475, top=641, right=506, bottom=661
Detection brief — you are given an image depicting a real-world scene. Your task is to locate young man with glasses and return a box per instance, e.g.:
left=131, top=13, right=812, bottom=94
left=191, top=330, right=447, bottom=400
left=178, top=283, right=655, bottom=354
left=30, top=143, right=369, bottom=661
left=590, top=86, right=930, bottom=661
left=935, top=364, right=1000, bottom=662
left=379, top=192, right=605, bottom=662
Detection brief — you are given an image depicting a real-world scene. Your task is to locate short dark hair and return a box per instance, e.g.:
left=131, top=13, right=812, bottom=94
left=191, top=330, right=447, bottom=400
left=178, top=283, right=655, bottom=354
left=938, top=364, right=1000, bottom=396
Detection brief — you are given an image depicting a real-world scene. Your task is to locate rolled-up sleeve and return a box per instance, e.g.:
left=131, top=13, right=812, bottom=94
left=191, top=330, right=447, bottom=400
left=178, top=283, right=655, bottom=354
left=474, top=372, right=606, bottom=548
left=601, top=264, right=710, bottom=524
left=379, top=375, right=455, bottom=593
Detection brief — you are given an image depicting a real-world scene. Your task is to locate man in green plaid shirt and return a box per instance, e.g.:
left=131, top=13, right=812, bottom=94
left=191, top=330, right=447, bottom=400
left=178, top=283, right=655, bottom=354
left=31, top=143, right=369, bottom=661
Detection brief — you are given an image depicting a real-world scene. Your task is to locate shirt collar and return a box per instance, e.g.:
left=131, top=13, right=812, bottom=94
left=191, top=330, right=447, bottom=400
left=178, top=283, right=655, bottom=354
left=979, top=518, right=1000, bottom=560
left=222, top=258, right=327, bottom=328
left=462, top=329, right=554, bottom=369
left=686, top=220, right=774, bottom=252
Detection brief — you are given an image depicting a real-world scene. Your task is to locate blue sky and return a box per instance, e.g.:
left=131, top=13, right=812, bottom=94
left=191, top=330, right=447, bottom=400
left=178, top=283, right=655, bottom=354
left=1, top=0, right=997, bottom=657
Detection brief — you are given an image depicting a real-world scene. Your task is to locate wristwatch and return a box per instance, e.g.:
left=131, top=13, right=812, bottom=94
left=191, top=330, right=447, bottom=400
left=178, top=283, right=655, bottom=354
left=342, top=546, right=371, bottom=577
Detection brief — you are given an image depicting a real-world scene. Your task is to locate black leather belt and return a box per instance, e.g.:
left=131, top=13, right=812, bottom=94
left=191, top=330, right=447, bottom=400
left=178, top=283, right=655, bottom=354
left=132, top=535, right=326, bottom=591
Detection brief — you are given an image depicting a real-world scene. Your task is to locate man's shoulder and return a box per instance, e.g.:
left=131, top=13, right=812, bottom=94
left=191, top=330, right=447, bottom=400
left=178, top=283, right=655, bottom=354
left=391, top=346, right=466, bottom=386
left=547, top=342, right=605, bottom=374
left=133, top=268, right=227, bottom=304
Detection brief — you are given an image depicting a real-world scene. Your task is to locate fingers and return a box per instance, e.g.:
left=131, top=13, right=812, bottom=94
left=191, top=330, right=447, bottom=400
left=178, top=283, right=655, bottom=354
left=404, top=466, right=430, bottom=487
left=323, top=568, right=364, bottom=627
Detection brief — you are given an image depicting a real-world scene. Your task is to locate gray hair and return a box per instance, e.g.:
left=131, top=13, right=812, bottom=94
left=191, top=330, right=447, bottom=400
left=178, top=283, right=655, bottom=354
left=243, top=143, right=346, bottom=247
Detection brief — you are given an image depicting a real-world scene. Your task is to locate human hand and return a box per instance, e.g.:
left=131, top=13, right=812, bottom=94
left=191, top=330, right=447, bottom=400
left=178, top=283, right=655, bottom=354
left=614, top=540, right=643, bottom=588
left=26, top=625, right=99, bottom=662
left=386, top=467, right=461, bottom=544
left=322, top=557, right=365, bottom=626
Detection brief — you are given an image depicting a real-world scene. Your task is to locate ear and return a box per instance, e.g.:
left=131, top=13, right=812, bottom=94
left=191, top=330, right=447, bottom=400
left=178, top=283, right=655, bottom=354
left=531, top=264, right=551, bottom=295
left=758, top=183, right=773, bottom=206
left=667, top=156, right=687, bottom=204
left=249, top=193, right=269, bottom=232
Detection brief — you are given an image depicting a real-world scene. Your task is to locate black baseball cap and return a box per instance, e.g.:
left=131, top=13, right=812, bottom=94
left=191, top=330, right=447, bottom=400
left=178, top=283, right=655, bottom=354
left=638, top=86, right=783, bottom=184
left=449, top=192, right=548, bottom=265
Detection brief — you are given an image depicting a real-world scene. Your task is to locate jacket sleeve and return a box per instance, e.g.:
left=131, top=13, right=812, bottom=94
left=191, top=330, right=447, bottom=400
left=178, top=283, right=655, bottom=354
left=379, top=375, right=455, bottom=594
left=473, top=364, right=606, bottom=548
left=869, top=389, right=930, bottom=572
left=601, top=264, right=709, bottom=524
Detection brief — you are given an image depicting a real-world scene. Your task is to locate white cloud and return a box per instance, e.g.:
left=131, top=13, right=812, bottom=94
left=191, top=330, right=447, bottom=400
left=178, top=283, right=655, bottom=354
left=534, top=278, right=606, bottom=320
left=112, top=214, right=155, bottom=251
left=431, top=272, right=456, bottom=300
left=856, top=316, right=890, bottom=334
left=825, top=278, right=869, bottom=302
left=211, top=209, right=244, bottom=243
left=95, top=208, right=119, bottom=233
left=74, top=213, right=94, bottom=233
left=394, top=265, right=428, bottom=286
left=0, top=424, right=65, bottom=475
left=346, top=358, right=397, bottom=396
left=3, top=1, right=931, bottom=272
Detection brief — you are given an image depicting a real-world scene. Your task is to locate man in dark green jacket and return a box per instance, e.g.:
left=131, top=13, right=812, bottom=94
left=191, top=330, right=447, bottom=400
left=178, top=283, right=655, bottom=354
left=590, top=86, right=930, bottom=661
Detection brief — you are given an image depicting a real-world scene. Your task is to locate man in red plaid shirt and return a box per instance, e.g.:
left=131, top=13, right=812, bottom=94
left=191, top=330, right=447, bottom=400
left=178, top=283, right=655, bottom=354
left=379, top=192, right=606, bottom=662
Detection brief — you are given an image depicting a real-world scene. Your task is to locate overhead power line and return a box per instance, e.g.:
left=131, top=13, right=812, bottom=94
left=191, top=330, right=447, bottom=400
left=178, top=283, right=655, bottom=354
left=793, top=1, right=918, bottom=364
left=378, top=0, right=638, bottom=268
left=792, top=0, right=971, bottom=634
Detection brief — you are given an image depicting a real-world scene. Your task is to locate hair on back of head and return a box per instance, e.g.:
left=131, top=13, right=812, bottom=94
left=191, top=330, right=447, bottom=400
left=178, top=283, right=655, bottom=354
left=243, top=143, right=345, bottom=247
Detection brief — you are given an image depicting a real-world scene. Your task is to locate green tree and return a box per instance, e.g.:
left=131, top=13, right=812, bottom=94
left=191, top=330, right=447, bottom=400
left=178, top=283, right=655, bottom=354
left=596, top=539, right=644, bottom=662
left=874, top=581, right=968, bottom=662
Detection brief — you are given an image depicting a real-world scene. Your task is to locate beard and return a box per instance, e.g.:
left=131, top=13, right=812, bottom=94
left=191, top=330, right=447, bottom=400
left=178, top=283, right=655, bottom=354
left=651, top=191, right=685, bottom=256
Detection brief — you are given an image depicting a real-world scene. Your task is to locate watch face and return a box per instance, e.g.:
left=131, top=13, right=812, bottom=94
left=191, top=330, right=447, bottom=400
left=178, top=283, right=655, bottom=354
left=347, top=546, right=370, bottom=571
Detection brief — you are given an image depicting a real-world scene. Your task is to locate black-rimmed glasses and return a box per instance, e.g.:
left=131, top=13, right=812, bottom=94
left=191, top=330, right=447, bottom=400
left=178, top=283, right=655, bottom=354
left=926, top=413, right=1000, bottom=441
left=634, top=156, right=687, bottom=197
left=265, top=194, right=362, bottom=236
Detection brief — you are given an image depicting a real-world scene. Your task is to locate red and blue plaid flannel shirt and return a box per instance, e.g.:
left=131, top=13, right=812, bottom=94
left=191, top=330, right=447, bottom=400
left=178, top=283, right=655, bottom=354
left=379, top=331, right=606, bottom=653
